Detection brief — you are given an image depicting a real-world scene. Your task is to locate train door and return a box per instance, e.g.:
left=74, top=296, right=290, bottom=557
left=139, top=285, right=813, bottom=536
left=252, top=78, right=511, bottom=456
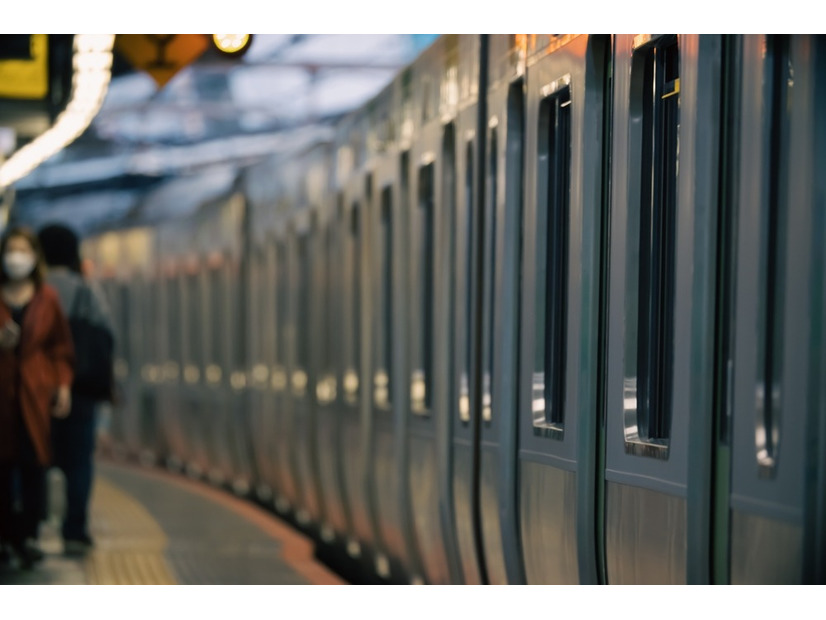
left=364, top=151, right=413, bottom=581
left=247, top=245, right=269, bottom=498
left=228, top=239, right=254, bottom=493
left=476, top=34, right=527, bottom=585
left=605, top=35, right=724, bottom=583
left=289, top=218, right=322, bottom=528
left=517, top=34, right=609, bottom=585
left=163, top=266, right=186, bottom=467
left=258, top=237, right=281, bottom=504
left=406, top=142, right=446, bottom=584
left=139, top=274, right=161, bottom=463
left=271, top=233, right=297, bottom=515
left=204, top=255, right=230, bottom=483
left=314, top=213, right=350, bottom=546
left=451, top=112, right=482, bottom=585
left=182, top=263, right=208, bottom=477
left=723, top=34, right=825, bottom=584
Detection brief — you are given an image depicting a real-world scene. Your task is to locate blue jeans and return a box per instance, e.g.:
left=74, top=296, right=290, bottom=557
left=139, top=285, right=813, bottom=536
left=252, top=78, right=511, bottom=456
left=51, top=394, right=96, bottom=541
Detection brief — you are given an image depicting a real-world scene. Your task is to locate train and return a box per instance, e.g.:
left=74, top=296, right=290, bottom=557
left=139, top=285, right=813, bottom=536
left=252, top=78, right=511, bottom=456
left=79, top=35, right=825, bottom=584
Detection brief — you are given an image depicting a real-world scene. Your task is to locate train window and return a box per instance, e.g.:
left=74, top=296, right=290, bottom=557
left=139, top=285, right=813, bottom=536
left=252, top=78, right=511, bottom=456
left=442, top=124, right=457, bottom=424
left=412, top=163, right=435, bottom=416
left=274, top=240, right=288, bottom=389
left=458, top=142, right=474, bottom=424
left=184, top=272, right=201, bottom=381
left=232, top=260, right=245, bottom=374
left=296, top=233, right=311, bottom=379
left=482, top=128, right=498, bottom=424
left=319, top=224, right=337, bottom=402
left=625, top=35, right=679, bottom=448
left=374, top=186, right=393, bottom=408
left=533, top=82, right=571, bottom=436
left=344, top=207, right=360, bottom=404
left=167, top=274, right=182, bottom=377
left=208, top=264, right=226, bottom=383
left=755, top=35, right=791, bottom=472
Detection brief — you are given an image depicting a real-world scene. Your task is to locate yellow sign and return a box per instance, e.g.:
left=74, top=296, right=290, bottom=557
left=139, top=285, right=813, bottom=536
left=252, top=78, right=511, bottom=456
left=0, top=34, right=49, bottom=99
left=115, top=34, right=208, bottom=88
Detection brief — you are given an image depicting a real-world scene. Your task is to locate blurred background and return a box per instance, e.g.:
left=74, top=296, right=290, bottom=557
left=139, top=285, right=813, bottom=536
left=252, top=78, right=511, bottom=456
left=1, top=34, right=439, bottom=235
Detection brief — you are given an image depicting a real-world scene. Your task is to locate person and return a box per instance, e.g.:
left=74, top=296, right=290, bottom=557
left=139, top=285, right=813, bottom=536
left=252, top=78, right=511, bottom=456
left=38, top=223, right=114, bottom=556
left=0, top=226, right=74, bottom=569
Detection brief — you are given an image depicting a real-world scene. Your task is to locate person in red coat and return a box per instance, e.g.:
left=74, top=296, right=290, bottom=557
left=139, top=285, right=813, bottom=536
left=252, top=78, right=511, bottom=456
left=0, top=226, right=74, bottom=569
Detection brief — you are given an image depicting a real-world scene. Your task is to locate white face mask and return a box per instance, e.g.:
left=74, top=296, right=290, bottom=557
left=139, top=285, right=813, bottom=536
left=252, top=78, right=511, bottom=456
left=3, top=250, right=36, bottom=281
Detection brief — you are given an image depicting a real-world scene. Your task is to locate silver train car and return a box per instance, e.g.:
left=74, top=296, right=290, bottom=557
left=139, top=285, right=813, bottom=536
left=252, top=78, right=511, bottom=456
left=83, top=34, right=826, bottom=584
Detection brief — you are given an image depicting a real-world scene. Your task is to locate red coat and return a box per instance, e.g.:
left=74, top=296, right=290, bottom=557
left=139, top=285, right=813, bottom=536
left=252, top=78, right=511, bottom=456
left=0, top=284, right=74, bottom=466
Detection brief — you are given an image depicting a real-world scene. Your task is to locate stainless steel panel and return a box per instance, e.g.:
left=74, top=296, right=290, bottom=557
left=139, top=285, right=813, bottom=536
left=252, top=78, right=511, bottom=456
left=519, top=460, right=578, bottom=584
left=479, top=447, right=507, bottom=584
left=294, top=396, right=321, bottom=522
left=730, top=511, right=803, bottom=584
left=316, top=405, right=347, bottom=534
left=605, top=481, right=686, bottom=584
left=409, top=433, right=450, bottom=584
left=453, top=441, right=481, bottom=583
left=374, top=423, right=405, bottom=561
left=340, top=409, right=371, bottom=543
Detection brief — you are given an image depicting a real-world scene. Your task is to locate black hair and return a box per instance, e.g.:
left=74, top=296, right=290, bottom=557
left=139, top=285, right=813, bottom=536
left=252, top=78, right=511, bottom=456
left=37, top=223, right=82, bottom=273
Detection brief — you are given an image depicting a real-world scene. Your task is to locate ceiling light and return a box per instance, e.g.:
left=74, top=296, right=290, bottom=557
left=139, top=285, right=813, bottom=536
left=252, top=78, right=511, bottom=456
left=212, top=34, right=253, bottom=56
left=0, top=34, right=115, bottom=189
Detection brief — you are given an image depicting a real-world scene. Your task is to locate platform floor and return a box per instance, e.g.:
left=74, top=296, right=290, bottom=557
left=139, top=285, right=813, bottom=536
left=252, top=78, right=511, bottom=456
left=0, top=460, right=346, bottom=585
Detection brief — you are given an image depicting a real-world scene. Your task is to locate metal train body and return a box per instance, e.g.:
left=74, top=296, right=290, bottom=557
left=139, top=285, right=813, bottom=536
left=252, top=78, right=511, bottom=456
left=83, top=34, right=826, bottom=584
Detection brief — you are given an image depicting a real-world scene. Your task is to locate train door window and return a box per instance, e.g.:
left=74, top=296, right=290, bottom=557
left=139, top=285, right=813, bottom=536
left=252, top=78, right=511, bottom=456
left=208, top=263, right=225, bottom=384
left=458, top=142, right=474, bottom=424
left=232, top=258, right=246, bottom=378
left=374, top=186, right=393, bottom=408
left=168, top=273, right=182, bottom=379
left=319, top=224, right=337, bottom=403
left=274, top=240, right=288, bottom=391
left=754, top=35, right=791, bottom=471
left=624, top=35, right=680, bottom=451
left=481, top=129, right=498, bottom=424
left=151, top=279, right=162, bottom=374
left=248, top=250, right=259, bottom=378
left=344, top=207, right=360, bottom=405
left=296, top=233, right=311, bottom=394
left=258, top=248, right=271, bottom=383
left=184, top=271, right=201, bottom=383
left=442, top=124, right=457, bottom=422
left=533, top=82, right=572, bottom=436
left=412, top=163, right=434, bottom=416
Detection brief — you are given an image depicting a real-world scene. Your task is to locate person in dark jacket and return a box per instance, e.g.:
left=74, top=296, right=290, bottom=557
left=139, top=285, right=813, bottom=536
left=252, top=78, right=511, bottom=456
left=38, top=223, right=114, bottom=556
left=0, top=226, right=74, bottom=569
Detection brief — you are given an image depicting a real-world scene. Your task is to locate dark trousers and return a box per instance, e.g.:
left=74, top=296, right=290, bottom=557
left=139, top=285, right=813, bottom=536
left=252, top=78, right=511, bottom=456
left=52, top=394, right=96, bottom=541
left=0, top=424, right=46, bottom=547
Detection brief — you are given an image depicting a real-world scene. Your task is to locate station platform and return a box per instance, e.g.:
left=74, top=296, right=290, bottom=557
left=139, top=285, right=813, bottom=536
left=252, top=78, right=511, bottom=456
left=0, top=460, right=347, bottom=585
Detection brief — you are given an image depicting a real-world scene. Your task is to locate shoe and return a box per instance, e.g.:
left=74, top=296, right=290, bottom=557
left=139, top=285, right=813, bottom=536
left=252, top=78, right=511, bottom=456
left=14, top=540, right=44, bottom=570
left=64, top=537, right=93, bottom=556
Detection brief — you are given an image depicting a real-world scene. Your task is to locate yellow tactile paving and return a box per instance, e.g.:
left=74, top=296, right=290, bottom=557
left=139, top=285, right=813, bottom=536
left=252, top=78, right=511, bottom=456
left=83, top=477, right=178, bottom=585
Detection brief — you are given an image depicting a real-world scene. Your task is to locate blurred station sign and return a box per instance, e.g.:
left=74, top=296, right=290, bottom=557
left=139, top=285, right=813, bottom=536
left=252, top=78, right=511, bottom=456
left=115, top=34, right=209, bottom=88
left=0, top=35, right=74, bottom=145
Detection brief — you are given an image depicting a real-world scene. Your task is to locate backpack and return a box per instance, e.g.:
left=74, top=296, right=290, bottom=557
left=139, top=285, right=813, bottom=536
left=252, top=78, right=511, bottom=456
left=68, top=283, right=114, bottom=401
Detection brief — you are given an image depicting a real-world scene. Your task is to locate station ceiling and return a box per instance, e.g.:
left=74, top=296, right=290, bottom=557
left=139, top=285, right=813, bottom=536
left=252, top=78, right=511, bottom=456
left=6, top=34, right=438, bottom=234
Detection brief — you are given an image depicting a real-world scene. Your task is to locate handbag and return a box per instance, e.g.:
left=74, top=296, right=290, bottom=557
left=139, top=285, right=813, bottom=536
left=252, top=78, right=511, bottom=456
left=68, top=283, right=115, bottom=401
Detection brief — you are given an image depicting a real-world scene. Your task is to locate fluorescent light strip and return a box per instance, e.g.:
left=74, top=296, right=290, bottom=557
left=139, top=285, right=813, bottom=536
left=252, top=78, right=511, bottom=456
left=0, top=34, right=115, bottom=188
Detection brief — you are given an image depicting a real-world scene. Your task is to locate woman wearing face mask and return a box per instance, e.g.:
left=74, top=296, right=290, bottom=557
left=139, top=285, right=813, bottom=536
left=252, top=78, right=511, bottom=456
left=0, top=226, right=74, bottom=569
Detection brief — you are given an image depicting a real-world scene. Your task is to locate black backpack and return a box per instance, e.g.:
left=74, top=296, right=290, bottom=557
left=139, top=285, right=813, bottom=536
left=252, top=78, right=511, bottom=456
left=68, top=284, right=114, bottom=401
